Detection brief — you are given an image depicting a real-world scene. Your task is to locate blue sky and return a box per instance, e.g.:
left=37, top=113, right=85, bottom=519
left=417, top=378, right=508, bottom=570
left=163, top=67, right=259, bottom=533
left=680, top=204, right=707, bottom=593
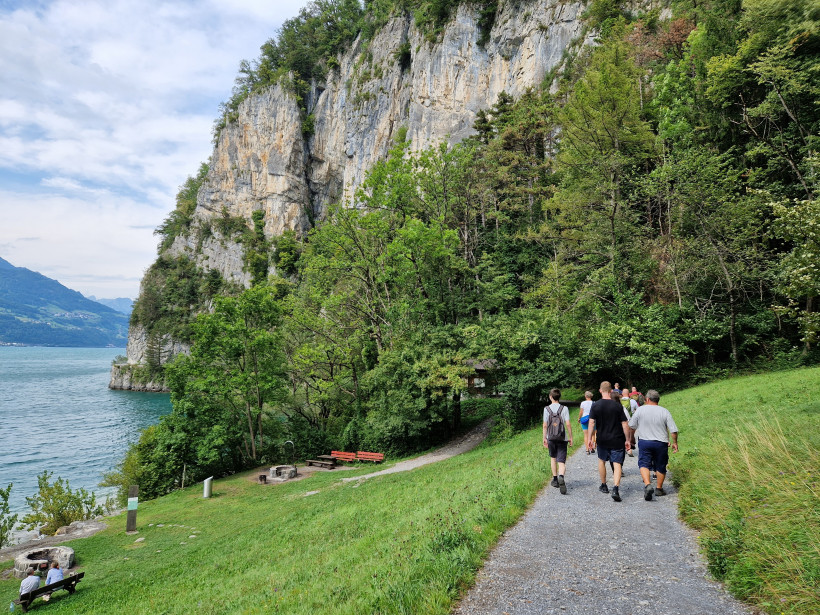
left=0, top=0, right=308, bottom=298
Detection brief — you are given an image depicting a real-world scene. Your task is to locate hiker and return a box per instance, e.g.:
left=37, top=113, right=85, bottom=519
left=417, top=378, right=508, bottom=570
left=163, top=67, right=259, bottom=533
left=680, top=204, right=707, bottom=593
left=578, top=390, right=594, bottom=454
left=618, top=390, right=638, bottom=456
left=613, top=382, right=622, bottom=395
left=20, top=567, right=40, bottom=596
left=588, top=381, right=631, bottom=502
left=628, top=389, right=679, bottom=501
left=543, top=388, right=573, bottom=495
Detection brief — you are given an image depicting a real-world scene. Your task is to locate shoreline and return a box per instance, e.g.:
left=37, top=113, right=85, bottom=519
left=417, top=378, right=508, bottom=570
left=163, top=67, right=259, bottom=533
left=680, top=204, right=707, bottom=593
left=0, top=519, right=110, bottom=566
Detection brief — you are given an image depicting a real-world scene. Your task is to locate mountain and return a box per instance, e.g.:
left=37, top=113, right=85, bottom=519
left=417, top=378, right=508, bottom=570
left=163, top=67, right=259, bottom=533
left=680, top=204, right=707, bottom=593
left=0, top=257, right=129, bottom=347
left=112, top=0, right=591, bottom=390
left=87, top=296, right=134, bottom=316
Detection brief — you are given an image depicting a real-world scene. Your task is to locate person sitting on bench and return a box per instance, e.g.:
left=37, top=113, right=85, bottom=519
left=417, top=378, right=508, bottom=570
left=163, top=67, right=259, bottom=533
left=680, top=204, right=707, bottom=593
left=20, top=568, right=40, bottom=596
left=42, top=561, right=64, bottom=601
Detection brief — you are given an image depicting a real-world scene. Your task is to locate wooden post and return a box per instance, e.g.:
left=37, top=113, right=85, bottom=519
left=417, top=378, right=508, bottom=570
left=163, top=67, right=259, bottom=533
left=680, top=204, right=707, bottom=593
left=126, top=485, right=138, bottom=534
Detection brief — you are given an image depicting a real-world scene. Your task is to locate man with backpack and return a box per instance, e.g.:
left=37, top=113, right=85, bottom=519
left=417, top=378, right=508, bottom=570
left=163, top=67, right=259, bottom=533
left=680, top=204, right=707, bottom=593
left=543, top=388, right=573, bottom=495
left=588, top=381, right=631, bottom=502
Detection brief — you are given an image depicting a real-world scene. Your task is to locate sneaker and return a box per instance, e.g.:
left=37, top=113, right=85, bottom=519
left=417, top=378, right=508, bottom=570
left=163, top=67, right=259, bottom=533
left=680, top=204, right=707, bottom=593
left=651, top=472, right=657, bottom=481
left=558, top=475, right=567, bottom=495
left=628, top=450, right=634, bottom=457
left=550, top=476, right=559, bottom=488
left=599, top=483, right=609, bottom=494
left=644, top=484, right=654, bottom=501
left=611, top=487, right=621, bottom=502
left=586, top=449, right=591, bottom=455
left=654, top=487, right=666, bottom=497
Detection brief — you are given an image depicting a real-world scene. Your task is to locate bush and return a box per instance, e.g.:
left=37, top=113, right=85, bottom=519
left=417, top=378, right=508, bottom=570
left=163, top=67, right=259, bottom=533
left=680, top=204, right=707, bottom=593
left=0, top=482, right=18, bottom=548
left=22, top=471, right=108, bottom=535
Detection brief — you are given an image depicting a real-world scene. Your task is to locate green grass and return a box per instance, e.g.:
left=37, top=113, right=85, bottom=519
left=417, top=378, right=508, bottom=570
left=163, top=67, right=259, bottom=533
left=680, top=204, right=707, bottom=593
left=5, top=369, right=818, bottom=614
left=666, top=366, right=820, bottom=615
left=2, top=424, right=575, bottom=614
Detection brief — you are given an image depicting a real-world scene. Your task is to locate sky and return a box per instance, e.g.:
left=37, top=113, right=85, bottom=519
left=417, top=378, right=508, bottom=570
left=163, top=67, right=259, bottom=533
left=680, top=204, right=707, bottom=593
left=0, top=0, right=309, bottom=299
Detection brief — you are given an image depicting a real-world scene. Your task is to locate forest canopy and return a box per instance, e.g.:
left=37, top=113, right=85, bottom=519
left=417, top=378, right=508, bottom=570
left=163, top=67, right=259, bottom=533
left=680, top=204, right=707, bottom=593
left=115, top=0, right=818, bottom=515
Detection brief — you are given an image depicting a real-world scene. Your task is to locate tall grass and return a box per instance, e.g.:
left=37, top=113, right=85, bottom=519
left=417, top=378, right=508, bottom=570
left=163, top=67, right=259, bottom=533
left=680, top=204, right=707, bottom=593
left=666, top=366, right=820, bottom=614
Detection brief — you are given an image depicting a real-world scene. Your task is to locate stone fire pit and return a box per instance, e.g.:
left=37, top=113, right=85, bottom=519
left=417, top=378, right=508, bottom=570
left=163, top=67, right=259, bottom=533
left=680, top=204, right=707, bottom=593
left=269, top=465, right=297, bottom=482
left=13, top=546, right=75, bottom=579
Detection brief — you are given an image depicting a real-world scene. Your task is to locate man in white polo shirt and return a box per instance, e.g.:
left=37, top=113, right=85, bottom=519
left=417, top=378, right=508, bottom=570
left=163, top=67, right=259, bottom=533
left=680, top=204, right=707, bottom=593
left=627, top=389, right=679, bottom=501
left=20, top=567, right=40, bottom=596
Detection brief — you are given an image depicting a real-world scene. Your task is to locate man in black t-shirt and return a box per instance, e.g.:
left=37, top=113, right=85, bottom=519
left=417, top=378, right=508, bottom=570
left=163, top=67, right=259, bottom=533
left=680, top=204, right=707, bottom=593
left=588, top=381, right=632, bottom=502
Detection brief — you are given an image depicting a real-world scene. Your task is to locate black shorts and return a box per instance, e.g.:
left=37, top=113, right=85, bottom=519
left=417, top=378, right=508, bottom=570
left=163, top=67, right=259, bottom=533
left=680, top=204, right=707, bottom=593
left=548, top=439, right=568, bottom=463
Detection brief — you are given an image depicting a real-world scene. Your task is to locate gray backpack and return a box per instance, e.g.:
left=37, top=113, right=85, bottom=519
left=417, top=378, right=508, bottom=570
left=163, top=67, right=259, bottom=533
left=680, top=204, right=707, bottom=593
left=546, top=405, right=566, bottom=441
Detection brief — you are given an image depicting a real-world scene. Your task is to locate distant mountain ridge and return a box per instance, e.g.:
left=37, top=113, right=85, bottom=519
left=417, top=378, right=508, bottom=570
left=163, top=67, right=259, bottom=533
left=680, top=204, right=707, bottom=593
left=87, top=295, right=133, bottom=316
left=0, top=256, right=128, bottom=347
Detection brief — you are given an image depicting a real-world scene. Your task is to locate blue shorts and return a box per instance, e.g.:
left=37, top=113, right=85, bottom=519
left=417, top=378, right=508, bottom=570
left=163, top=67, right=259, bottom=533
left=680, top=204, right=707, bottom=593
left=597, top=446, right=625, bottom=465
left=581, top=423, right=589, bottom=431
left=638, top=439, right=669, bottom=474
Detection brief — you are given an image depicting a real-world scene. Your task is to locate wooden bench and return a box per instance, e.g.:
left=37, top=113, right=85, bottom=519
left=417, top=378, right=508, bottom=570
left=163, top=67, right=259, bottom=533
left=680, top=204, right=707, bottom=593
left=306, top=458, right=335, bottom=469
left=15, top=572, right=85, bottom=612
left=330, top=451, right=357, bottom=463
left=356, top=451, right=384, bottom=463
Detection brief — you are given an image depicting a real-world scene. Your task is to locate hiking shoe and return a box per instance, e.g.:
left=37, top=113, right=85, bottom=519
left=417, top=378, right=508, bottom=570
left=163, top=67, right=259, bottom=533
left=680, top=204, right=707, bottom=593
left=599, top=483, right=609, bottom=494
left=654, top=487, right=666, bottom=497
left=611, top=487, right=621, bottom=502
left=550, top=476, right=559, bottom=488
left=644, top=484, right=654, bottom=501
left=651, top=472, right=657, bottom=481
left=558, top=475, right=567, bottom=495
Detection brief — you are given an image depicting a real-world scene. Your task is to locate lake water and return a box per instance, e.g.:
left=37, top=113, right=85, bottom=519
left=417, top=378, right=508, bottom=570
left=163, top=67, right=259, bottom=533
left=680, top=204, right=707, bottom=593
left=0, top=347, right=170, bottom=525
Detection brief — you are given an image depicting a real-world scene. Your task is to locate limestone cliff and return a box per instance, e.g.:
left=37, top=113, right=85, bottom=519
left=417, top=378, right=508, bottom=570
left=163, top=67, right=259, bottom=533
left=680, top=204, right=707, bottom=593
left=111, top=0, right=591, bottom=390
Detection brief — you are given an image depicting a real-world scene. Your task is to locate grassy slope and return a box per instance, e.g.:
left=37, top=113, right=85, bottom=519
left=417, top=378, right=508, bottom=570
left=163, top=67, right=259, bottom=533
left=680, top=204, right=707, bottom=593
left=2, top=426, right=572, bottom=614
left=3, top=368, right=818, bottom=614
left=665, top=366, right=820, bottom=615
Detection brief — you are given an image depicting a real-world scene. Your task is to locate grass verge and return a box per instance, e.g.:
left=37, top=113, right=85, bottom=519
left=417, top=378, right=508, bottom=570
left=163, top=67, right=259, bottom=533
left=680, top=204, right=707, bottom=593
left=2, top=421, right=576, bottom=614
left=666, top=366, right=820, bottom=615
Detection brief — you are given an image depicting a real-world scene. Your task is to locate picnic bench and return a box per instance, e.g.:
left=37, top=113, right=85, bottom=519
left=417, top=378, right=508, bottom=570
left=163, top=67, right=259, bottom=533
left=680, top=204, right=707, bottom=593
left=356, top=451, right=384, bottom=463
left=330, top=450, right=357, bottom=463
left=15, top=572, right=85, bottom=612
left=306, top=455, right=337, bottom=469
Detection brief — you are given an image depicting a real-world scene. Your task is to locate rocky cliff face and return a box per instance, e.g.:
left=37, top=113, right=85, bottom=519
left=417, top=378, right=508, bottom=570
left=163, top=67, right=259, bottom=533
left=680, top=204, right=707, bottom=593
left=112, top=0, right=590, bottom=390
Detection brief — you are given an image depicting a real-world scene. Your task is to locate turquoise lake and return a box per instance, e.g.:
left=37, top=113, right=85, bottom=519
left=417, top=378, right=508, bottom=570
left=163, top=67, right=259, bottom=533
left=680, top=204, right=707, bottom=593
left=0, top=347, right=170, bottom=520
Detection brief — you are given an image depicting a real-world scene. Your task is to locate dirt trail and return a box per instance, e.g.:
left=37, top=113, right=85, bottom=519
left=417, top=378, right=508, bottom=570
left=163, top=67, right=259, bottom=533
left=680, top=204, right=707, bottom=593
left=341, top=418, right=493, bottom=483
left=453, top=445, right=759, bottom=615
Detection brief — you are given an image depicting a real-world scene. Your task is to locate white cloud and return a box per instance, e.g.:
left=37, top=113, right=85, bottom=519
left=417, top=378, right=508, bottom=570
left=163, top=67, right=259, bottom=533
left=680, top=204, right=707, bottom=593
left=0, top=0, right=310, bottom=297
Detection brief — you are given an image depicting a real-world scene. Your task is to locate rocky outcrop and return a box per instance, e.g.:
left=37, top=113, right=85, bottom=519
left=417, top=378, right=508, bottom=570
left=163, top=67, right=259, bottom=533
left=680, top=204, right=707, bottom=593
left=113, top=0, right=591, bottom=389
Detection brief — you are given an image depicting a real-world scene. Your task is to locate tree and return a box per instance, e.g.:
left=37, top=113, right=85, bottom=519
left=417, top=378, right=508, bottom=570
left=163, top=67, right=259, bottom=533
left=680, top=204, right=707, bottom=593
left=167, top=285, right=288, bottom=464
left=773, top=197, right=820, bottom=350
left=0, top=482, right=18, bottom=549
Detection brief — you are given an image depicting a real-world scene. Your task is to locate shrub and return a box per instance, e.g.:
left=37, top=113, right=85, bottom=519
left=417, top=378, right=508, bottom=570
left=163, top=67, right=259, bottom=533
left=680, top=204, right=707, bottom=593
left=0, top=482, right=18, bottom=548
left=22, top=471, right=108, bottom=535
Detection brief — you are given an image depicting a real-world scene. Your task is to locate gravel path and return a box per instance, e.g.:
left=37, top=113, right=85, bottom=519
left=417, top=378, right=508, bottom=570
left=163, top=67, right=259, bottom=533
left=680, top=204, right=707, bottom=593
left=453, top=445, right=758, bottom=615
left=341, top=418, right=493, bottom=483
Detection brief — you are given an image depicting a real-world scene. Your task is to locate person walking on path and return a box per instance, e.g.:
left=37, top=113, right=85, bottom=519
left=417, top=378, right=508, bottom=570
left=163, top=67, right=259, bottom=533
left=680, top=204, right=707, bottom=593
left=578, top=390, right=594, bottom=454
left=544, top=388, right=573, bottom=495
left=628, top=389, right=679, bottom=501
left=588, top=381, right=631, bottom=502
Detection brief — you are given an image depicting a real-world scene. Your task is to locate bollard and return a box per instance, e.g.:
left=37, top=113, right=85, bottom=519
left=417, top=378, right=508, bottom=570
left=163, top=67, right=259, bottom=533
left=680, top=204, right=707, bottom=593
left=203, top=476, right=213, bottom=498
left=126, top=485, right=139, bottom=534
